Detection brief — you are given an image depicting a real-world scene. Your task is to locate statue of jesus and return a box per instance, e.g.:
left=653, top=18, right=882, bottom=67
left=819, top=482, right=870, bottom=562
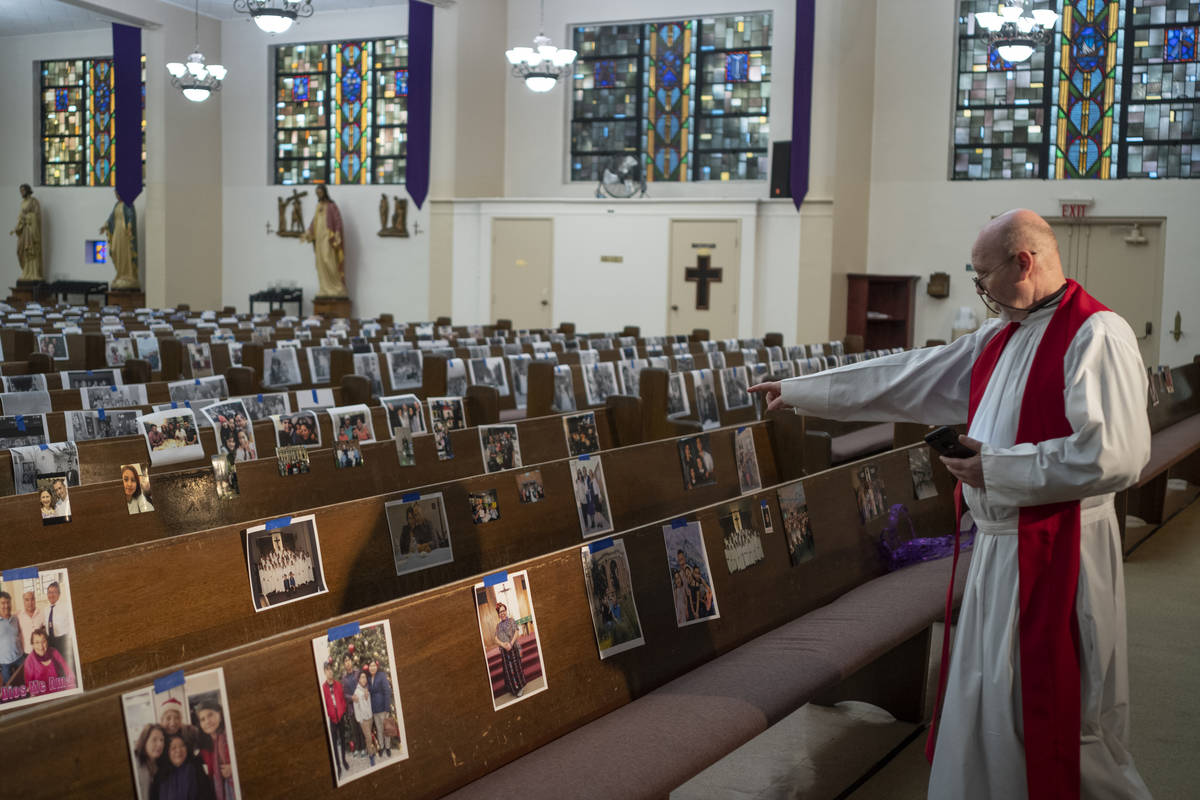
left=301, top=184, right=347, bottom=297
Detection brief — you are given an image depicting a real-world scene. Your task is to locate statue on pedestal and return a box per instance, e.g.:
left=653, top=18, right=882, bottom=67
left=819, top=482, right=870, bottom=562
left=10, top=184, right=43, bottom=282
left=301, top=184, right=347, bottom=297
left=377, top=194, right=409, bottom=238
left=100, top=189, right=139, bottom=290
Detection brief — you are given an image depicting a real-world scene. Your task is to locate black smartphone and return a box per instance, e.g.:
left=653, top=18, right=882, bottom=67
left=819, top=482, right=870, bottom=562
left=924, top=426, right=977, bottom=459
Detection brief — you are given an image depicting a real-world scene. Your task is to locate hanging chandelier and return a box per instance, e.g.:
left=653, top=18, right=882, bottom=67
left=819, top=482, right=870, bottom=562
left=974, top=1, right=1059, bottom=63
left=233, top=0, right=314, bottom=35
left=505, top=0, right=576, bottom=93
left=166, top=0, right=227, bottom=103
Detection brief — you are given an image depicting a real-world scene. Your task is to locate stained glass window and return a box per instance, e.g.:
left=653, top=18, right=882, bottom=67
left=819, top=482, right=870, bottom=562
left=40, top=57, right=145, bottom=186
left=1053, top=1, right=1123, bottom=178
left=273, top=36, right=407, bottom=185
left=570, top=13, right=772, bottom=183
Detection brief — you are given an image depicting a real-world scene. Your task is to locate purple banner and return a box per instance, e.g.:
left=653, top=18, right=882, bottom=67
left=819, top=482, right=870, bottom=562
left=407, top=1, right=434, bottom=209
left=112, top=23, right=143, bottom=205
left=790, top=0, right=815, bottom=209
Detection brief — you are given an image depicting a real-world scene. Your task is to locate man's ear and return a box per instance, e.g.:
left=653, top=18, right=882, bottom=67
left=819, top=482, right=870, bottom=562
left=1016, top=250, right=1036, bottom=278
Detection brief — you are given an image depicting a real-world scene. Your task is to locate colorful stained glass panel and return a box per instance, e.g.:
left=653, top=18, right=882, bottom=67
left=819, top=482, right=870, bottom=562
left=1166, top=27, right=1197, bottom=62
left=725, top=51, right=749, bottom=82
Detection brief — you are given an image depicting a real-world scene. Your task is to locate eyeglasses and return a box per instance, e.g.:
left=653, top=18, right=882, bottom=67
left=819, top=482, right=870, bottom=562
left=971, top=251, right=1035, bottom=291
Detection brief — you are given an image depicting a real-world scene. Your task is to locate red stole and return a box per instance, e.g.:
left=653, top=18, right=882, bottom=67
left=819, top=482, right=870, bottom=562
left=926, top=280, right=1107, bottom=800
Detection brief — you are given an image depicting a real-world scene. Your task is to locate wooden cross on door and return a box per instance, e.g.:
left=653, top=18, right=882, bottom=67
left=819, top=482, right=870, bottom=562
left=686, top=253, right=723, bottom=310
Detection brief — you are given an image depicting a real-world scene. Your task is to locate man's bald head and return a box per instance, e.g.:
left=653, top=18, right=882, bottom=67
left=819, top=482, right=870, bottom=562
left=971, top=209, right=1067, bottom=319
left=974, top=208, right=1062, bottom=275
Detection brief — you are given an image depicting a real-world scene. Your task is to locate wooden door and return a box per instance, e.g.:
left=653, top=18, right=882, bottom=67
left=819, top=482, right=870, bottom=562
left=491, top=218, right=553, bottom=328
left=668, top=220, right=740, bottom=339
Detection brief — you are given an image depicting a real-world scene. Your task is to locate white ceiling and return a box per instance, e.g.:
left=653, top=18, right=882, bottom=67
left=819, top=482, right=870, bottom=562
left=156, top=0, right=409, bottom=21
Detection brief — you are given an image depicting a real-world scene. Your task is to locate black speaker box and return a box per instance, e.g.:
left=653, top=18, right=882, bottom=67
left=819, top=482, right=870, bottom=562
left=769, top=140, right=791, bottom=199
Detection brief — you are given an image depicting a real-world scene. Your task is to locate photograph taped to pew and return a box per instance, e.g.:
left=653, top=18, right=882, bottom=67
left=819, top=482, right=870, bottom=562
left=386, top=493, right=453, bottom=575
left=619, top=359, right=642, bottom=397
left=0, top=413, right=48, bottom=449
left=570, top=454, right=614, bottom=537
left=469, top=489, right=501, bottom=524
left=385, top=349, right=423, bottom=391
left=10, top=441, right=79, bottom=495
left=0, top=567, right=82, bottom=711
left=582, top=361, right=621, bottom=406
left=277, top=445, right=311, bottom=476
left=238, top=391, right=291, bottom=421
left=690, top=370, right=721, bottom=430
left=428, top=396, right=466, bottom=430
left=563, top=410, right=601, bottom=456
left=552, top=364, right=577, bottom=412
left=718, top=502, right=765, bottom=574
left=382, top=393, right=426, bottom=435
left=908, top=447, right=939, bottom=501
left=394, top=426, right=416, bottom=466
left=446, top=357, right=468, bottom=397
left=35, top=473, right=72, bottom=525
left=140, top=408, right=204, bottom=467
left=0, top=390, right=52, bottom=416
left=60, top=368, right=123, bottom=389
left=329, top=403, right=376, bottom=444
left=213, top=454, right=239, bottom=498
left=312, top=620, right=410, bottom=786
left=507, top=353, right=531, bottom=409
left=353, top=352, right=385, bottom=398
left=852, top=463, right=888, bottom=523
left=187, top=342, right=214, bottom=378
left=479, top=424, right=522, bottom=473
left=777, top=483, right=815, bottom=566
left=36, top=332, right=68, bottom=360
left=133, top=334, right=161, bottom=371
left=678, top=433, right=717, bottom=490
left=65, top=408, right=141, bottom=442
left=245, top=514, right=329, bottom=612
left=203, top=399, right=259, bottom=464
left=581, top=538, right=646, bottom=659
left=2, top=373, right=49, bottom=393
left=81, top=383, right=148, bottom=410
left=334, top=440, right=365, bottom=468
left=169, top=375, right=229, bottom=405
left=469, top=356, right=511, bottom=397
left=760, top=498, right=775, bottom=533
left=666, top=372, right=690, bottom=418
left=120, top=666, right=243, bottom=800
left=663, top=520, right=721, bottom=627
left=475, top=570, right=548, bottom=710
left=263, top=347, right=303, bottom=387
left=122, top=463, right=155, bottom=514
left=307, top=346, right=335, bottom=385
left=516, top=469, right=544, bottom=503
left=720, top=366, right=753, bottom=410
left=271, top=409, right=322, bottom=449
left=734, top=426, right=762, bottom=494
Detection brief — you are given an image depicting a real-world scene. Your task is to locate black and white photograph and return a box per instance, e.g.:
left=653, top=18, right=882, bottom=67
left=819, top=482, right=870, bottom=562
left=10, top=442, right=80, bottom=496
left=36, top=332, right=68, bottom=361
left=121, top=463, right=155, bottom=514
left=663, top=520, right=721, bottom=627
left=718, top=503, right=766, bottom=574
left=0, top=568, right=84, bottom=712
left=852, top=463, right=888, bottom=523
left=353, top=352, right=385, bottom=398
left=119, top=667, right=242, bottom=800
left=691, top=370, right=721, bottom=430
left=213, top=454, right=240, bottom=498
left=81, top=383, right=148, bottom=410
left=1, top=390, right=52, bottom=416
left=468, top=356, right=511, bottom=397
left=335, top=440, right=365, bottom=468
left=563, top=411, right=601, bottom=456
left=468, top=489, right=501, bottom=524
left=385, top=349, right=423, bottom=391
left=307, top=346, right=334, bottom=385
left=678, top=434, right=716, bottom=490
left=427, top=396, right=466, bottom=430
left=516, top=469, right=544, bottom=503
left=202, top=399, right=259, bottom=463
left=440, top=358, right=466, bottom=397
left=474, top=570, right=548, bottom=711
left=238, top=391, right=291, bottom=420
left=734, top=426, right=762, bottom=494
left=60, top=369, right=122, bottom=389
left=385, top=493, right=453, bottom=575
left=666, top=372, right=690, bottom=418
left=382, top=394, right=426, bottom=436
left=908, top=447, right=939, bottom=501
left=35, top=473, right=72, bottom=525
left=479, top=424, right=522, bottom=473
left=330, top=403, right=376, bottom=444
left=580, top=538, right=645, bottom=659
left=187, top=342, right=214, bottom=378
left=582, top=361, right=621, bottom=406
left=778, top=483, right=816, bottom=566
left=2, top=374, right=49, bottom=393
left=570, top=455, right=614, bottom=538
left=263, top=347, right=303, bottom=387
left=507, top=354, right=531, bottom=409
left=0, top=413, right=48, bottom=449
left=133, top=335, right=161, bottom=371
left=618, top=360, right=642, bottom=397
left=272, top=410, right=322, bottom=448
left=168, top=375, right=229, bottom=405
left=720, top=366, right=753, bottom=410
left=140, top=409, right=204, bottom=467
left=311, top=620, right=409, bottom=786
left=245, top=514, right=329, bottom=611
left=65, top=409, right=141, bottom=442
left=552, top=365, right=576, bottom=412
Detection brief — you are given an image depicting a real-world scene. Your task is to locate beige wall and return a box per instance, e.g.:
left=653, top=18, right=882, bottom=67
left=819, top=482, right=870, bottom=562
left=452, top=0, right=507, bottom=198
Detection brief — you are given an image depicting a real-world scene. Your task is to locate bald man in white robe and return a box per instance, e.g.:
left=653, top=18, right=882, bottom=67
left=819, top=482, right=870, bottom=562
left=752, top=209, right=1152, bottom=799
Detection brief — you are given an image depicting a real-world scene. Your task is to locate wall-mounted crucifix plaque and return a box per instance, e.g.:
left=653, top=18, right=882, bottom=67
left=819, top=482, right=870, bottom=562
left=685, top=254, right=723, bottom=310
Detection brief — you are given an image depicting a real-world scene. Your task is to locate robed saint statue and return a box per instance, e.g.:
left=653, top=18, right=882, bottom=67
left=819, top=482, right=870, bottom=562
left=10, top=184, right=42, bottom=282
left=302, top=184, right=347, bottom=297
left=100, top=190, right=139, bottom=290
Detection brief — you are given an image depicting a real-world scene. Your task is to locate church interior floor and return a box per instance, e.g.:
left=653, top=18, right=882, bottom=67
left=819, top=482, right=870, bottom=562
left=672, top=481, right=1200, bottom=800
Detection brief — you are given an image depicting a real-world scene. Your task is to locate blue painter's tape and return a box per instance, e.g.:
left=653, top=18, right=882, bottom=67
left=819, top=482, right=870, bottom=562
left=184, top=401, right=191, bottom=410
left=264, top=516, right=291, bottom=530
left=257, top=394, right=264, bottom=403
left=312, top=389, right=319, bottom=402
left=14, top=415, right=24, bottom=432
left=737, top=426, right=746, bottom=435
left=171, top=401, right=178, bottom=409
left=153, top=670, right=186, bottom=694
left=327, top=621, right=360, bottom=641
left=401, top=493, right=420, bottom=503
left=39, top=444, right=48, bottom=451
left=98, top=408, right=106, bottom=421
left=588, top=537, right=614, bottom=553
left=2, top=566, right=38, bottom=580
left=577, top=454, right=590, bottom=461
left=483, top=570, right=508, bottom=587
left=86, top=370, right=93, bottom=376
left=111, top=385, right=119, bottom=392
left=671, top=518, right=688, bottom=529
left=195, top=378, right=201, bottom=386
left=761, top=499, right=769, bottom=508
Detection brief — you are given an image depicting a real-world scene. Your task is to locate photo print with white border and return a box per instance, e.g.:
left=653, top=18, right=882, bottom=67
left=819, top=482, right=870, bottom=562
left=385, top=493, right=453, bottom=576
left=245, top=514, right=329, bottom=612
left=473, top=570, right=548, bottom=711
left=0, top=566, right=84, bottom=711
left=580, top=538, right=646, bottom=659
left=663, top=520, right=721, bottom=627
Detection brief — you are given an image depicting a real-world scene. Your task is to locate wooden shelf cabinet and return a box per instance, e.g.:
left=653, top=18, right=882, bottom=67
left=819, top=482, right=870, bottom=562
left=846, top=274, right=919, bottom=350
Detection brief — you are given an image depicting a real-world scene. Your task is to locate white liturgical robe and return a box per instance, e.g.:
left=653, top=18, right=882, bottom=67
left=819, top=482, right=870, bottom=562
left=779, top=301, right=1152, bottom=800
